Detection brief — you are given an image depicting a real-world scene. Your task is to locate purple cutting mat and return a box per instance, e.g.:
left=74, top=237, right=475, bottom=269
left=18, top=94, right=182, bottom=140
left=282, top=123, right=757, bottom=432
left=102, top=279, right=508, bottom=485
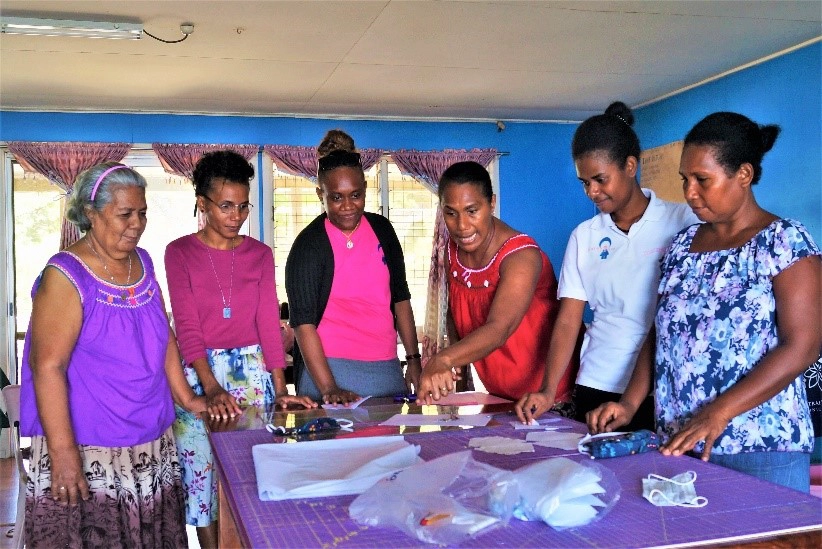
left=211, top=416, right=822, bottom=548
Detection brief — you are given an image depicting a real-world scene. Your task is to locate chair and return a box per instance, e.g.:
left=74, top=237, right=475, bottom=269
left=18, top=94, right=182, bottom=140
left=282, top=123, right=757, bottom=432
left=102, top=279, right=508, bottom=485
left=2, top=385, right=25, bottom=549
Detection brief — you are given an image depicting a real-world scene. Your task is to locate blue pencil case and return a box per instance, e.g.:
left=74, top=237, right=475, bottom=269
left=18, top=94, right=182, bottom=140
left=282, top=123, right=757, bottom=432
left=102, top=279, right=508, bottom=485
left=578, top=430, right=660, bottom=459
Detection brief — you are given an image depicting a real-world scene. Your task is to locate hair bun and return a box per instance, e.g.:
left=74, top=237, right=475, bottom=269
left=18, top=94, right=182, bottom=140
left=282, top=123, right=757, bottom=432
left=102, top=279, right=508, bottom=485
left=759, top=124, right=781, bottom=154
left=604, top=101, right=634, bottom=127
left=317, top=129, right=356, bottom=157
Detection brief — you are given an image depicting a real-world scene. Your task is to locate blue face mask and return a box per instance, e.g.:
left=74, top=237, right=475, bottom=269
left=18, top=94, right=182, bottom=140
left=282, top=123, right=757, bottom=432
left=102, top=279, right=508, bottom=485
left=642, top=471, right=708, bottom=508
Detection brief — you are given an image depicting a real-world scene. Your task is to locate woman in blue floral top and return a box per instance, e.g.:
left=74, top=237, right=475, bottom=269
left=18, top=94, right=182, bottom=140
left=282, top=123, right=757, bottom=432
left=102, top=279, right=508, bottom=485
left=589, top=112, right=821, bottom=491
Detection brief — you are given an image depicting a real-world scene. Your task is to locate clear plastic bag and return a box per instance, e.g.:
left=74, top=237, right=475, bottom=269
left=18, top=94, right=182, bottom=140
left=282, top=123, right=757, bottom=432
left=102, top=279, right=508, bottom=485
left=512, top=456, right=621, bottom=530
left=349, top=450, right=518, bottom=545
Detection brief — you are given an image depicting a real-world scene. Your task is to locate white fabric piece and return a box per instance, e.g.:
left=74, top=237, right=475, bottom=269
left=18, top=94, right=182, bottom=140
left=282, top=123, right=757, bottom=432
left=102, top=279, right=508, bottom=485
left=576, top=431, right=627, bottom=457
left=253, top=436, right=422, bottom=501
left=511, top=419, right=563, bottom=430
left=526, top=431, right=584, bottom=450
left=323, top=395, right=372, bottom=410
left=469, top=436, right=535, bottom=455
left=514, top=457, right=607, bottom=529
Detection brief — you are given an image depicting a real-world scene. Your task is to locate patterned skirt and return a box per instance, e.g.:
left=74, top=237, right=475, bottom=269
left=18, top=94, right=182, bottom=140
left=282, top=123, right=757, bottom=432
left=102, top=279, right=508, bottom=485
left=173, top=343, right=274, bottom=527
left=25, top=427, right=186, bottom=549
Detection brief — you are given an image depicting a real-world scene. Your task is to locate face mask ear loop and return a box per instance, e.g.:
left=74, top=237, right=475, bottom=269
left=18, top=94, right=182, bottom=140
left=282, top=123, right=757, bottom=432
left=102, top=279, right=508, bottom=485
left=647, top=471, right=698, bottom=486
left=648, top=489, right=708, bottom=508
left=336, top=418, right=354, bottom=432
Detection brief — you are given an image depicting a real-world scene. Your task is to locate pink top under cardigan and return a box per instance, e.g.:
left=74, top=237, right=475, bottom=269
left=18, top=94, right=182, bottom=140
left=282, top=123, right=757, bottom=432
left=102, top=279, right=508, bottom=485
left=316, top=217, right=397, bottom=361
left=165, top=234, right=286, bottom=371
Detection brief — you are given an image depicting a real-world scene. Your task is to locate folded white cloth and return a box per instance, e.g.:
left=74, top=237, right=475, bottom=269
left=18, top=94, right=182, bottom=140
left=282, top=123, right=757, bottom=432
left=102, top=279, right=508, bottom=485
left=253, top=436, right=422, bottom=501
left=526, top=431, right=584, bottom=451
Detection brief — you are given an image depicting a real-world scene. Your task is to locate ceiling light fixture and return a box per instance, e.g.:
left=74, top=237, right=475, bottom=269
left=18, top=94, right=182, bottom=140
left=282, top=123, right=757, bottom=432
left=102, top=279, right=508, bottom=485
left=1, top=16, right=143, bottom=40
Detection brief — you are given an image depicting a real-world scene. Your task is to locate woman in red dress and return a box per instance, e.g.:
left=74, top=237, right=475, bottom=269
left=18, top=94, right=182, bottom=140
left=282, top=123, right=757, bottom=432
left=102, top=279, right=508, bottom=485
left=418, top=161, right=575, bottom=407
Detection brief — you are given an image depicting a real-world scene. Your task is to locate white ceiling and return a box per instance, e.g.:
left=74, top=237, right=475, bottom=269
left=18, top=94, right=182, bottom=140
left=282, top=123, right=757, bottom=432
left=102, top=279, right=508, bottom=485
left=1, top=1, right=820, bottom=122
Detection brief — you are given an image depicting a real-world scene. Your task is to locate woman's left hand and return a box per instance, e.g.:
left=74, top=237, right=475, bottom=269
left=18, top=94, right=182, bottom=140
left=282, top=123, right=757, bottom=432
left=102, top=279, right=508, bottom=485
left=205, top=385, right=242, bottom=419
left=275, top=394, right=318, bottom=410
left=416, top=358, right=461, bottom=405
left=660, top=404, right=730, bottom=461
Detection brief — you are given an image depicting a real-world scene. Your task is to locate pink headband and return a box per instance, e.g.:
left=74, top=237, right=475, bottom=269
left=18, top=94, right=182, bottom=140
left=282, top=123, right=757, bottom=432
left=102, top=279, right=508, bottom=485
left=90, top=165, right=129, bottom=201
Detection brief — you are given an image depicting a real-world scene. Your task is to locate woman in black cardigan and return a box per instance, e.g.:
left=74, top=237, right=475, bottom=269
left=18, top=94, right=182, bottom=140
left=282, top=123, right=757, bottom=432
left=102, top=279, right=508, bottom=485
left=285, top=130, right=421, bottom=405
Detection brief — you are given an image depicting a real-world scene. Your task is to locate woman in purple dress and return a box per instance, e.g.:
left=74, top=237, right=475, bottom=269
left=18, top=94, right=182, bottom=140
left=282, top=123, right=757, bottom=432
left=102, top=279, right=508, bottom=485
left=19, top=162, right=207, bottom=547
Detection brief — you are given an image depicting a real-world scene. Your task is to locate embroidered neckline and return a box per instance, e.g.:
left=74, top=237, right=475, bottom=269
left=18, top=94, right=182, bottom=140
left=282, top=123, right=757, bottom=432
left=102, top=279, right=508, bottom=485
left=451, top=233, right=531, bottom=275
left=62, top=250, right=146, bottom=288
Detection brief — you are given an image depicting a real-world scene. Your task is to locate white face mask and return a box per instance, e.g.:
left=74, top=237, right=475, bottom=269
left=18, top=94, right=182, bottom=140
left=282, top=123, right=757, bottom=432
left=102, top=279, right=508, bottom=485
left=642, top=471, right=708, bottom=508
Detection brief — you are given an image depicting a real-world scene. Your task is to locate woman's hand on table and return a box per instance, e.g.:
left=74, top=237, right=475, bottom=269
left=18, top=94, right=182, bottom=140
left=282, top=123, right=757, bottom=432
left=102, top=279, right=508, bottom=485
left=586, top=401, right=633, bottom=434
left=660, top=405, right=730, bottom=461
left=515, top=390, right=555, bottom=424
left=321, top=387, right=361, bottom=406
left=206, top=412, right=243, bottom=433
left=204, top=385, right=242, bottom=419
left=49, top=445, right=90, bottom=506
left=416, top=358, right=461, bottom=405
left=275, top=394, right=318, bottom=410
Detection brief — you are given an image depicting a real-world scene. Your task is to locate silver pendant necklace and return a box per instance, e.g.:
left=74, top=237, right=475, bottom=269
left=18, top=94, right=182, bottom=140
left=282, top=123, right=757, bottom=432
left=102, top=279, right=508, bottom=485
left=205, top=236, right=236, bottom=319
left=336, top=219, right=361, bottom=249
left=86, top=237, right=132, bottom=287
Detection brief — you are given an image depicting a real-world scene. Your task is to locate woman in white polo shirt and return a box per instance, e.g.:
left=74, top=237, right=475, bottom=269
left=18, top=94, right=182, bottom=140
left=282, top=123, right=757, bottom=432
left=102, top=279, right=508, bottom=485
left=516, top=101, right=698, bottom=428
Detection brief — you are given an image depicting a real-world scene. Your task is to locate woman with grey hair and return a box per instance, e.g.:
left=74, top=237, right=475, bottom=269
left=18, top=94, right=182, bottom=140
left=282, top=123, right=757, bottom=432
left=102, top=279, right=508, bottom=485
left=19, top=162, right=207, bottom=547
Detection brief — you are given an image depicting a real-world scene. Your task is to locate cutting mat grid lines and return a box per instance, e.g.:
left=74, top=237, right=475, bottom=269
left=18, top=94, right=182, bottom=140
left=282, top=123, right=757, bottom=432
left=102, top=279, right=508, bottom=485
left=211, top=420, right=821, bottom=548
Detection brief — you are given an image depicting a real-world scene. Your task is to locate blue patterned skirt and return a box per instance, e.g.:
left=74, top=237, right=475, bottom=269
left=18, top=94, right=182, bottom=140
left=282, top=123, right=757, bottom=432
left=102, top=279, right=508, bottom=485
left=173, top=343, right=274, bottom=527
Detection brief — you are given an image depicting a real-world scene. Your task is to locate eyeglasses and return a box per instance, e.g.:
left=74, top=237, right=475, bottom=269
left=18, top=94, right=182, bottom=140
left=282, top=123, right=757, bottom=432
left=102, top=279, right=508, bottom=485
left=201, top=195, right=254, bottom=215
left=317, top=150, right=362, bottom=173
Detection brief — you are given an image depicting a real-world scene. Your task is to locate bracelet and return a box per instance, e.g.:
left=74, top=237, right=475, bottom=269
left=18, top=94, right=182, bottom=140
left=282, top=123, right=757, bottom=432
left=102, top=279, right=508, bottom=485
left=405, top=353, right=422, bottom=361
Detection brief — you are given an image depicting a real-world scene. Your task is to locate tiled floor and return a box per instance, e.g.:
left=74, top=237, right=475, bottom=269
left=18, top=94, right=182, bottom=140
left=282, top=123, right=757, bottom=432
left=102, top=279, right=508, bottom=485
left=0, top=457, right=19, bottom=549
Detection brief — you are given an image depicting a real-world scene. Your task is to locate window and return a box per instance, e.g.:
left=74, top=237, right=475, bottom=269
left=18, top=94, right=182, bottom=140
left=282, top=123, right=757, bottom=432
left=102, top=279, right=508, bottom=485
left=271, top=159, right=437, bottom=325
left=10, top=151, right=196, bottom=378
left=126, top=152, right=199, bottom=305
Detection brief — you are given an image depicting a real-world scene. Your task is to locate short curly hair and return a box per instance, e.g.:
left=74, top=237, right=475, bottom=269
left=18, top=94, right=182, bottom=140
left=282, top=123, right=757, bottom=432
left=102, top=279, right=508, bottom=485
left=65, top=162, right=146, bottom=232
left=192, top=150, right=254, bottom=197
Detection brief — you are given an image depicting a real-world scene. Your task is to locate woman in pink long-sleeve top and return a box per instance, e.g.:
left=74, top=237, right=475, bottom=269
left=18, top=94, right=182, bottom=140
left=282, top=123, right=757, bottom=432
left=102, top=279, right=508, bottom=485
left=165, top=150, right=315, bottom=549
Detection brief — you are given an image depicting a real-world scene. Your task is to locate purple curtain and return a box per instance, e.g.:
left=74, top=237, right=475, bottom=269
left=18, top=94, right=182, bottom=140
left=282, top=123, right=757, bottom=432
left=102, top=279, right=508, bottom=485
left=152, top=143, right=259, bottom=179
left=152, top=143, right=259, bottom=229
left=391, top=149, right=498, bottom=366
left=264, top=145, right=383, bottom=181
left=8, top=141, right=131, bottom=249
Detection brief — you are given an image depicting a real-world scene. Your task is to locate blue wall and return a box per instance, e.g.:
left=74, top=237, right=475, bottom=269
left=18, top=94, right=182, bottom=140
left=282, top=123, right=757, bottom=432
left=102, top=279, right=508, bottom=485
left=0, top=112, right=587, bottom=267
left=635, top=42, right=821, bottom=244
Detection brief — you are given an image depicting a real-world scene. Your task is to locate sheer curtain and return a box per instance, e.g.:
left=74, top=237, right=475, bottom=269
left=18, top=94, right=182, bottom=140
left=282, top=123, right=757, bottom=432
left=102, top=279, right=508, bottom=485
left=152, top=143, right=259, bottom=229
left=391, top=149, right=497, bottom=367
left=8, top=141, right=131, bottom=250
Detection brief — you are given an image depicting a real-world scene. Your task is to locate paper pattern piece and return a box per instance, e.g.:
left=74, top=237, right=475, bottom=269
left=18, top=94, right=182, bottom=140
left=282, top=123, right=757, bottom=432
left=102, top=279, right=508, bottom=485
left=434, top=391, right=512, bottom=406
left=380, top=413, right=493, bottom=427
left=253, top=436, right=421, bottom=501
left=526, top=431, right=584, bottom=451
left=322, top=395, right=372, bottom=410
left=469, top=436, right=535, bottom=455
